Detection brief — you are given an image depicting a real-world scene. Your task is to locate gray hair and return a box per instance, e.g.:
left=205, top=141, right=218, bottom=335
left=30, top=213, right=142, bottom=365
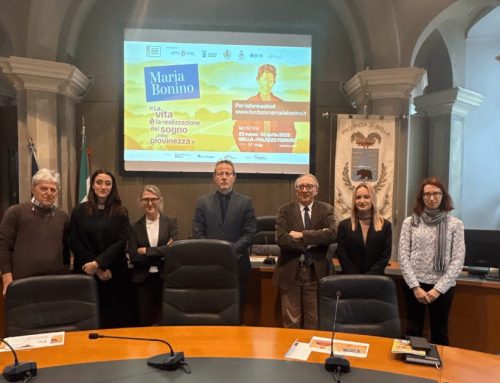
left=32, top=168, right=61, bottom=190
left=294, top=173, right=319, bottom=189
left=140, top=184, right=164, bottom=211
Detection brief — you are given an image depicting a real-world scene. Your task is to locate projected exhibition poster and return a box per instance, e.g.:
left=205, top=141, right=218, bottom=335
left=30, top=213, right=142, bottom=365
left=123, top=28, right=312, bottom=174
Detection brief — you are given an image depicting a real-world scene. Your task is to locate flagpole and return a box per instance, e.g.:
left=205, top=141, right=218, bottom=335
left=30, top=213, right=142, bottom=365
left=82, top=117, right=85, bottom=142
left=78, top=117, right=90, bottom=203
left=27, top=137, right=39, bottom=175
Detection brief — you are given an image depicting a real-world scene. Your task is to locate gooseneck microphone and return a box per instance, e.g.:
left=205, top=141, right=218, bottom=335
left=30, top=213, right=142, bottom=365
left=88, top=332, right=187, bottom=372
left=324, top=291, right=350, bottom=381
left=1, top=338, right=37, bottom=382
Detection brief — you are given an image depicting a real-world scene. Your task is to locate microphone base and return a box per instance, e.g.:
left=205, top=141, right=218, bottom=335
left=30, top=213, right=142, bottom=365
left=147, top=351, right=185, bottom=370
left=325, top=356, right=350, bottom=373
left=3, top=361, right=38, bottom=382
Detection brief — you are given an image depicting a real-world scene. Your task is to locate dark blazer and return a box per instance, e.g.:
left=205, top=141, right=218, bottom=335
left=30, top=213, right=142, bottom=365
left=273, top=200, right=337, bottom=290
left=128, top=213, right=178, bottom=283
left=192, top=190, right=256, bottom=273
left=336, top=217, right=392, bottom=275
left=69, top=203, right=130, bottom=274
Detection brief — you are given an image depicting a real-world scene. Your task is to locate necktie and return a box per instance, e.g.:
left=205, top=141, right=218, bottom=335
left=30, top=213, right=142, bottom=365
left=220, top=194, right=229, bottom=222
left=304, top=206, right=311, bottom=229
left=302, top=206, right=312, bottom=266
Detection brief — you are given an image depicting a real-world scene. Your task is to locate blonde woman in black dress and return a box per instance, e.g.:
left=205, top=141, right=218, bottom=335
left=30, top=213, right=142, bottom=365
left=336, top=183, right=391, bottom=274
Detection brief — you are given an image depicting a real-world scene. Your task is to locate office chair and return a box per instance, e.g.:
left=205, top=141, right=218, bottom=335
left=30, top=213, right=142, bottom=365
left=318, top=274, right=401, bottom=338
left=5, top=274, right=100, bottom=336
left=161, top=239, right=240, bottom=325
left=251, top=216, right=280, bottom=263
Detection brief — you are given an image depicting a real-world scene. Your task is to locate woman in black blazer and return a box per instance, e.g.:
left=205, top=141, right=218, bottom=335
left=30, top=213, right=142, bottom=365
left=336, top=183, right=391, bottom=274
left=128, top=185, right=178, bottom=326
left=70, top=169, right=133, bottom=328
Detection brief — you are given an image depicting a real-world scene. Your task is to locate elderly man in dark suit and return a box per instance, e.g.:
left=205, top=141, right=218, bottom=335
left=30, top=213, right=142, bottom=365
left=192, top=160, right=257, bottom=304
left=273, top=174, right=336, bottom=329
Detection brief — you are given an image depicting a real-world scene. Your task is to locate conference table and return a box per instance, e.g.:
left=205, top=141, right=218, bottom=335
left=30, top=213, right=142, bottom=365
left=244, top=257, right=500, bottom=354
left=2, top=326, right=498, bottom=382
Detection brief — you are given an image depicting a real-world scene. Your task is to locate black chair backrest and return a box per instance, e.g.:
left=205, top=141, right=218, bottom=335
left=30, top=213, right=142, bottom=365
left=252, top=216, right=280, bottom=257
left=161, top=239, right=240, bottom=326
left=318, top=275, right=401, bottom=338
left=5, top=274, right=100, bottom=336
left=254, top=216, right=277, bottom=244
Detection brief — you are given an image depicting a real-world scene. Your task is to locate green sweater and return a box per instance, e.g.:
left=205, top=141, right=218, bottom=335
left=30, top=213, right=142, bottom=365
left=0, top=202, right=69, bottom=280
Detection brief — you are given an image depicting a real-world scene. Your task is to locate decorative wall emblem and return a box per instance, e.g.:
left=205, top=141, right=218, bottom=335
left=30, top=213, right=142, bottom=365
left=334, top=115, right=396, bottom=224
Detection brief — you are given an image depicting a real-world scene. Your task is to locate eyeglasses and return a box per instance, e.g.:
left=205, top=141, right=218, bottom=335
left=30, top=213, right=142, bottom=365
left=141, top=198, right=159, bottom=204
left=38, top=186, right=58, bottom=195
left=423, top=192, right=442, bottom=199
left=215, top=171, right=233, bottom=177
left=296, top=184, right=316, bottom=191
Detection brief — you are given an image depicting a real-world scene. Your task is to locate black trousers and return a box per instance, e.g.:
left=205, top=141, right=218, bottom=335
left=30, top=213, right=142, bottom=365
left=96, top=268, right=137, bottom=329
left=135, top=273, right=163, bottom=326
left=238, top=254, right=250, bottom=313
left=403, top=282, right=455, bottom=345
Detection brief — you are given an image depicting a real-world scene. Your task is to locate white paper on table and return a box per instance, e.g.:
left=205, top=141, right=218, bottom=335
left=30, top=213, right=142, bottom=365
left=309, top=336, right=369, bottom=358
left=284, top=339, right=312, bottom=361
left=0, top=332, right=65, bottom=352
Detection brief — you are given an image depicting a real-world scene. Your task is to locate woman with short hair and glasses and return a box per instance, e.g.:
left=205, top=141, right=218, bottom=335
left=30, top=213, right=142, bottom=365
left=398, top=176, right=465, bottom=345
left=336, top=183, right=391, bottom=274
left=128, top=185, right=178, bottom=326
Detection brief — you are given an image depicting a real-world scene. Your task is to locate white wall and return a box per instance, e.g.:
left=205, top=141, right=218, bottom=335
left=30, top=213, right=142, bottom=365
left=462, top=8, right=500, bottom=229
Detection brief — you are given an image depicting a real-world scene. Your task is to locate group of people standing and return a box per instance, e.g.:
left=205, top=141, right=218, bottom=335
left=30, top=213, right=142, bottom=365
left=0, top=161, right=465, bottom=346
left=0, top=161, right=258, bottom=329
left=274, top=176, right=464, bottom=346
